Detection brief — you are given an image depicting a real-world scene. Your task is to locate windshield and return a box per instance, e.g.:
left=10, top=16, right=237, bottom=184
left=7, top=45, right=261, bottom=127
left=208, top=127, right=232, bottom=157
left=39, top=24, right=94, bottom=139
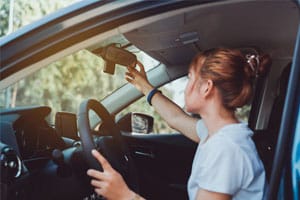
left=0, top=34, right=159, bottom=122
left=0, top=0, right=79, bottom=36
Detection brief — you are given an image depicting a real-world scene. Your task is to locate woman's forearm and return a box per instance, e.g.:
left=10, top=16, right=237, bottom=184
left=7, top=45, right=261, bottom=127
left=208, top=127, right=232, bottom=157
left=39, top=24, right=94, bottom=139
left=149, top=90, right=199, bottom=143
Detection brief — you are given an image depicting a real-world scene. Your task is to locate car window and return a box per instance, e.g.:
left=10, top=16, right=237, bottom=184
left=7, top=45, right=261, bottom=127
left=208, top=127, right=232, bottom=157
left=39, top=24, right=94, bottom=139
left=117, top=77, right=187, bottom=134
left=0, top=0, right=79, bottom=36
left=0, top=34, right=159, bottom=123
left=118, top=76, right=251, bottom=134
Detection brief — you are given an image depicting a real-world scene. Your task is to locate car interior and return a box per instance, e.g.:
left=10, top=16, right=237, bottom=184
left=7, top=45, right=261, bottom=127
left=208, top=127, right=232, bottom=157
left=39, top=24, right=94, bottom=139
left=0, top=1, right=299, bottom=200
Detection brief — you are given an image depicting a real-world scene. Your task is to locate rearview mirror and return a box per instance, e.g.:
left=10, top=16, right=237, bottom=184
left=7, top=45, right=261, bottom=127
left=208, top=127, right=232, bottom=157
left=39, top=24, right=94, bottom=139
left=91, top=44, right=137, bottom=75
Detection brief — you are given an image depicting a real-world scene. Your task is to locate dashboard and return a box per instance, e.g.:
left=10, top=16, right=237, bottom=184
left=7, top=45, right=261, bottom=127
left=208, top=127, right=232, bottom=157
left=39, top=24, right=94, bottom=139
left=1, top=106, right=65, bottom=159
left=0, top=105, right=136, bottom=200
left=0, top=106, right=68, bottom=199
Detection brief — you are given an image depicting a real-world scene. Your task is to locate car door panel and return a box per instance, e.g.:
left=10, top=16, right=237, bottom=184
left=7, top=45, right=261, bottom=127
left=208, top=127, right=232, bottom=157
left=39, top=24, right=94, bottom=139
left=123, top=133, right=197, bottom=200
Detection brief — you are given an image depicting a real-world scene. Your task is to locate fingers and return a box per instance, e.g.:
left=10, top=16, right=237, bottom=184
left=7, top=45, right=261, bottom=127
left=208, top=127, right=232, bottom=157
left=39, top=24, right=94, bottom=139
left=87, top=169, right=108, bottom=181
left=126, top=62, right=146, bottom=79
left=91, top=179, right=106, bottom=189
left=91, top=149, right=112, bottom=171
left=127, top=60, right=145, bottom=73
left=136, top=61, right=146, bottom=76
left=126, top=67, right=136, bottom=79
left=94, top=188, right=102, bottom=196
left=87, top=150, right=132, bottom=199
left=126, top=65, right=137, bottom=74
left=88, top=174, right=108, bottom=198
left=125, top=71, right=134, bottom=80
left=125, top=69, right=139, bottom=83
left=125, top=60, right=151, bottom=95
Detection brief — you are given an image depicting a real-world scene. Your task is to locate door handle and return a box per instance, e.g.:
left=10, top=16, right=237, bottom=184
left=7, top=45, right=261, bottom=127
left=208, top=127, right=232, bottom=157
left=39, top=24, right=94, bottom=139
left=134, top=151, right=155, bottom=158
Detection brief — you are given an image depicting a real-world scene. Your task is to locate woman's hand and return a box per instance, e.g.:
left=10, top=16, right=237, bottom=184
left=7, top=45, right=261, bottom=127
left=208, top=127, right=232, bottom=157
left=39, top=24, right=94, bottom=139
left=125, top=61, right=154, bottom=95
left=87, top=150, right=135, bottom=200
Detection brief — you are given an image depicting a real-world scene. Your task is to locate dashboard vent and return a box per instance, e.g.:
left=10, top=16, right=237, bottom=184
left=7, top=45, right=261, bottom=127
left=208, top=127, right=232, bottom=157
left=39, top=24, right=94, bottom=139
left=0, top=145, right=22, bottom=182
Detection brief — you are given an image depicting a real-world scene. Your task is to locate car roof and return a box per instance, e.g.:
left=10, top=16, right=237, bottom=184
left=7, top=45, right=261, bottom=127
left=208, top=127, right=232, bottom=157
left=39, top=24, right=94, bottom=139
left=125, top=1, right=298, bottom=67
left=1, top=0, right=299, bottom=89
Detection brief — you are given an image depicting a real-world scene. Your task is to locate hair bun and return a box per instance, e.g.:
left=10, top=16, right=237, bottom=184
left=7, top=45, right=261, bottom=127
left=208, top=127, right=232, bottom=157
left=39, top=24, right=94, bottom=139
left=246, top=53, right=272, bottom=78
left=258, top=54, right=272, bottom=77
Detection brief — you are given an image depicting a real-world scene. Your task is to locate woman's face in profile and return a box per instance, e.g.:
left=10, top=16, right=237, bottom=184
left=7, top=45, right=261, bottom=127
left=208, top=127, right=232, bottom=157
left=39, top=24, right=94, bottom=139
left=184, top=57, right=210, bottom=114
left=184, top=68, right=202, bottom=113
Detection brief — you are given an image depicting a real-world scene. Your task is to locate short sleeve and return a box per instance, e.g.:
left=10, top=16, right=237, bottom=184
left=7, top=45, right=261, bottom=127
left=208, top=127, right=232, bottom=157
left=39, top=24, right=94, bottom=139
left=196, top=120, right=208, bottom=144
left=195, top=139, right=244, bottom=195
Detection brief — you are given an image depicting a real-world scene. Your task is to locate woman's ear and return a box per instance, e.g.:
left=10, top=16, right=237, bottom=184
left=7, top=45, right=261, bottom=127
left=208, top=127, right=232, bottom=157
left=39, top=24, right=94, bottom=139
left=203, top=79, right=214, bottom=97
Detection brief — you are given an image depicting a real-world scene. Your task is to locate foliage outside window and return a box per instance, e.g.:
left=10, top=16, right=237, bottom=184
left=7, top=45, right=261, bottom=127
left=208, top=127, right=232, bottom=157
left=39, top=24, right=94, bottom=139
left=0, top=46, right=159, bottom=121
left=0, top=0, right=78, bottom=36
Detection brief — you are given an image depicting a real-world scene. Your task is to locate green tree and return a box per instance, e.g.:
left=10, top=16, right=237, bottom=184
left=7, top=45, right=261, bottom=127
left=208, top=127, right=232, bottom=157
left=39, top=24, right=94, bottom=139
left=0, top=0, right=78, bottom=37
left=0, top=0, right=10, bottom=36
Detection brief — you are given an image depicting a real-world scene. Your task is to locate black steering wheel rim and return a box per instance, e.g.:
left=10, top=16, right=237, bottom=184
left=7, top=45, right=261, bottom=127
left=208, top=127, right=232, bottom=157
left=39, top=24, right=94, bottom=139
left=78, top=99, right=121, bottom=171
left=78, top=99, right=139, bottom=192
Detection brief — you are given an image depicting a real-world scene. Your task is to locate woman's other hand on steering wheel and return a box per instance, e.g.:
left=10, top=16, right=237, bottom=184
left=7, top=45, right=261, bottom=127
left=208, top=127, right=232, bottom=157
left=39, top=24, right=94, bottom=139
left=87, top=150, right=135, bottom=200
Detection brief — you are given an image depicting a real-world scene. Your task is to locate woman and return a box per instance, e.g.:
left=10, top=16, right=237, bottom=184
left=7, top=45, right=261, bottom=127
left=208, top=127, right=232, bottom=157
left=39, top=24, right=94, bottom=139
left=87, top=48, right=271, bottom=200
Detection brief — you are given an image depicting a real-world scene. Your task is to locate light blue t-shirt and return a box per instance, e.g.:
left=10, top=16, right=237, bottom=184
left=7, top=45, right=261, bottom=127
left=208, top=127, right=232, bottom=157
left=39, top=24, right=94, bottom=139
left=188, top=120, right=267, bottom=200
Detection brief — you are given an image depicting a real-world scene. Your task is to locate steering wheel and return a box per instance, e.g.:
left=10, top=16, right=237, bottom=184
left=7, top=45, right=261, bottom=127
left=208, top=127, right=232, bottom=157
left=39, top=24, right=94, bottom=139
left=77, top=99, right=139, bottom=190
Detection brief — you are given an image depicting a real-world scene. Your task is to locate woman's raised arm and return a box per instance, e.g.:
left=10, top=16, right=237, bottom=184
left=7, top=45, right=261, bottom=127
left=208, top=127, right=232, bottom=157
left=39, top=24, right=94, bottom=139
left=126, top=61, right=199, bottom=143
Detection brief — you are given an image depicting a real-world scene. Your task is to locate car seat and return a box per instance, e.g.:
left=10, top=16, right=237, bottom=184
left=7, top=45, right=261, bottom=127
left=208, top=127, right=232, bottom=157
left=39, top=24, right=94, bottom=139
left=253, top=63, right=291, bottom=181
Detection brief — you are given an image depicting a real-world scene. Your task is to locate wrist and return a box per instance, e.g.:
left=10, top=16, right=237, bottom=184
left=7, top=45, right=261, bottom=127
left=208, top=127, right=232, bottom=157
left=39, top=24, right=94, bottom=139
left=121, top=189, right=135, bottom=200
left=131, top=192, right=144, bottom=200
left=142, top=84, right=154, bottom=96
left=146, top=88, right=162, bottom=106
left=126, top=190, right=143, bottom=200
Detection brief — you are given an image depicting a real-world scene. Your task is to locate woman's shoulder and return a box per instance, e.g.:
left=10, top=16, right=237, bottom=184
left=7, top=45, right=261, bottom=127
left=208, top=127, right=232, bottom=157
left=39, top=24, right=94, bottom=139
left=204, top=126, right=252, bottom=154
left=202, top=134, right=241, bottom=157
left=212, top=123, right=253, bottom=146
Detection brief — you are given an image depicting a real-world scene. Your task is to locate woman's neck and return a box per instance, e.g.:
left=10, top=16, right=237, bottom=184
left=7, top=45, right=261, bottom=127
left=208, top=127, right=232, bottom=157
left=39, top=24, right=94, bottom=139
left=201, top=104, right=238, bottom=136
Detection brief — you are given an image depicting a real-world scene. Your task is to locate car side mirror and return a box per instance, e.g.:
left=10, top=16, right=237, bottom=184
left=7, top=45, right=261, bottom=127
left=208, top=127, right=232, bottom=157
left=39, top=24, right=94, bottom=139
left=117, top=112, right=154, bottom=134
left=131, top=113, right=153, bottom=134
